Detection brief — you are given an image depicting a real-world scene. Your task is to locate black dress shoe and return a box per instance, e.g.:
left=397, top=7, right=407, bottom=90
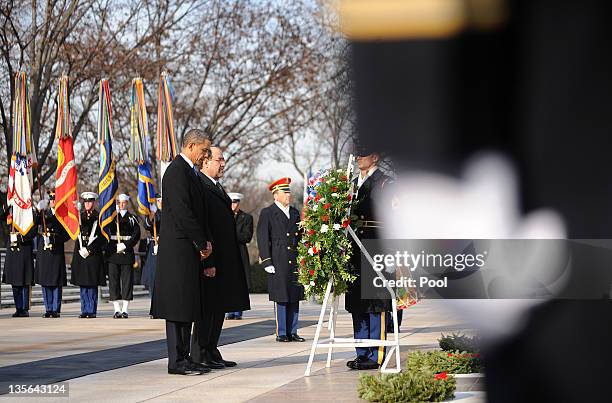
left=352, top=358, right=379, bottom=370
left=225, top=314, right=235, bottom=320
left=168, top=367, right=205, bottom=376
left=203, top=360, right=225, bottom=369
left=42, top=312, right=51, bottom=318
left=13, top=310, right=28, bottom=317
left=79, top=314, right=88, bottom=318
left=290, top=334, right=305, bottom=342
left=347, top=355, right=369, bottom=368
left=51, top=312, right=60, bottom=318
left=187, top=361, right=211, bottom=373
left=113, top=312, right=121, bottom=319
left=219, top=359, right=237, bottom=367
left=88, top=314, right=96, bottom=318
left=121, top=312, right=128, bottom=319
left=276, top=335, right=291, bottom=342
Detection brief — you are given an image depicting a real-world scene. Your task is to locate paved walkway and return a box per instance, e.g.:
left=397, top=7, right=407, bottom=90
left=0, top=295, right=485, bottom=402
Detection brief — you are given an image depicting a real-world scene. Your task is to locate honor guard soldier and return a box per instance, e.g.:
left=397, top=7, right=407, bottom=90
left=70, top=192, right=107, bottom=318
left=256, top=178, right=305, bottom=342
left=142, top=194, right=162, bottom=305
left=1, top=203, right=36, bottom=317
left=345, top=149, right=394, bottom=370
left=34, top=190, right=70, bottom=318
left=105, top=193, right=141, bottom=318
left=226, top=192, right=254, bottom=320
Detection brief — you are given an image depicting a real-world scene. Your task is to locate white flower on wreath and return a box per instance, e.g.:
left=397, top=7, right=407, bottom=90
left=320, top=224, right=329, bottom=233
left=308, top=247, right=314, bottom=256
left=312, top=204, right=318, bottom=211
left=310, top=280, right=315, bottom=286
left=331, top=192, right=339, bottom=198
left=333, top=223, right=341, bottom=231
left=319, top=197, right=325, bottom=203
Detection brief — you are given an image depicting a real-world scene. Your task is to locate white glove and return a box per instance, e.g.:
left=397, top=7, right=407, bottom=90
left=150, top=204, right=157, bottom=213
left=79, top=247, right=90, bottom=258
left=116, top=243, right=127, bottom=253
left=153, top=244, right=158, bottom=255
left=37, top=199, right=49, bottom=210
left=76, top=202, right=82, bottom=211
left=264, top=265, right=276, bottom=274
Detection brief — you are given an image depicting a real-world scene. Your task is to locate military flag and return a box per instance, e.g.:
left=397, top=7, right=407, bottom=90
left=6, top=72, right=35, bottom=234
left=97, top=79, right=119, bottom=240
left=54, top=76, right=79, bottom=240
left=130, top=77, right=156, bottom=215
left=156, top=71, right=178, bottom=182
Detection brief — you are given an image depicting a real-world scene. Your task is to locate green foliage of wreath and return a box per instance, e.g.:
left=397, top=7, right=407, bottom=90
left=297, top=169, right=357, bottom=298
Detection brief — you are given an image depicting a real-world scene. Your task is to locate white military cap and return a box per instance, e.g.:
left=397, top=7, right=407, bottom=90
left=80, top=192, right=98, bottom=200
left=117, top=193, right=130, bottom=202
left=227, top=192, right=243, bottom=202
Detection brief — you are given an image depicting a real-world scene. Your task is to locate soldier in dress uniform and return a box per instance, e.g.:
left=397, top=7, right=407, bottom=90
left=1, top=203, right=36, bottom=317
left=142, top=194, right=162, bottom=306
left=34, top=189, right=70, bottom=318
left=104, top=193, right=141, bottom=318
left=70, top=192, right=107, bottom=318
left=226, top=192, right=254, bottom=320
left=345, top=150, right=393, bottom=370
left=256, top=178, right=305, bottom=342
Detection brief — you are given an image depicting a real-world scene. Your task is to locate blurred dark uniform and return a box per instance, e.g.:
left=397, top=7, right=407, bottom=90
left=1, top=203, right=36, bottom=317
left=345, top=163, right=393, bottom=368
left=70, top=193, right=107, bottom=318
left=104, top=206, right=140, bottom=317
left=256, top=178, right=305, bottom=342
left=34, top=192, right=69, bottom=318
left=345, top=0, right=612, bottom=400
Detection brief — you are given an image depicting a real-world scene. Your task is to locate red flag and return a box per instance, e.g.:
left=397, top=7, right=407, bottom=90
left=54, top=76, right=79, bottom=240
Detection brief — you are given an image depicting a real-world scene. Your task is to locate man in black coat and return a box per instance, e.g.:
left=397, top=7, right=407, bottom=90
left=345, top=152, right=393, bottom=370
left=150, top=129, right=213, bottom=376
left=71, top=192, right=107, bottom=318
left=1, top=203, right=36, bottom=317
left=191, top=146, right=250, bottom=368
left=104, top=193, right=141, bottom=319
left=34, top=190, right=70, bottom=318
left=257, top=177, right=305, bottom=342
left=226, top=192, right=254, bottom=320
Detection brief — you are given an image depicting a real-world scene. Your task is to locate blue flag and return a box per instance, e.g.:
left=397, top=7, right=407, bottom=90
left=138, top=161, right=156, bottom=215
left=97, top=79, right=119, bottom=240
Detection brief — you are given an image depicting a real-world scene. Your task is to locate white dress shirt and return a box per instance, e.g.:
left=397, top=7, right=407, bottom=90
left=274, top=200, right=290, bottom=219
left=180, top=153, right=194, bottom=169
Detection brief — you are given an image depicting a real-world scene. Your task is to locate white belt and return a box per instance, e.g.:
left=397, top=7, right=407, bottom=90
left=110, top=235, right=132, bottom=241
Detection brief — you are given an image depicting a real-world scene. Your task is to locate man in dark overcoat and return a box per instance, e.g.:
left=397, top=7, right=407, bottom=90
left=150, top=129, right=213, bottom=376
left=1, top=202, right=36, bottom=317
left=191, top=146, right=250, bottom=368
left=34, top=189, right=70, bottom=318
left=104, top=193, right=141, bottom=318
left=226, top=192, right=254, bottom=320
left=256, top=177, right=305, bottom=342
left=71, top=191, right=107, bottom=318
left=345, top=151, right=393, bottom=370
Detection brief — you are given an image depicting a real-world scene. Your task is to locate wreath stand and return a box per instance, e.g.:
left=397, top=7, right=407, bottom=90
left=304, top=225, right=401, bottom=376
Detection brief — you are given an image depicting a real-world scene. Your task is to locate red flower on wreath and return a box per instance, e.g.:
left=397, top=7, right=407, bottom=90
left=434, top=372, right=448, bottom=380
left=447, top=353, right=453, bottom=357
left=309, top=269, right=315, bottom=276
left=300, top=259, right=306, bottom=267
left=341, top=218, right=351, bottom=228
left=331, top=186, right=338, bottom=192
left=321, top=215, right=329, bottom=222
left=323, top=203, right=331, bottom=210
left=341, top=175, right=347, bottom=181
left=312, top=246, right=319, bottom=254
left=315, top=194, right=322, bottom=202
left=347, top=194, right=352, bottom=201
left=308, top=229, right=316, bottom=236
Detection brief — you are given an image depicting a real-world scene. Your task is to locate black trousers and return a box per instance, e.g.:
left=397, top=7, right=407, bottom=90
left=108, top=263, right=134, bottom=301
left=166, top=320, right=192, bottom=370
left=190, top=311, right=225, bottom=363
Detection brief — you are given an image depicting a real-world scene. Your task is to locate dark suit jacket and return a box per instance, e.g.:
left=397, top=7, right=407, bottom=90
left=235, top=210, right=254, bottom=289
left=199, top=173, right=250, bottom=313
left=151, top=156, right=212, bottom=322
left=256, top=203, right=304, bottom=303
